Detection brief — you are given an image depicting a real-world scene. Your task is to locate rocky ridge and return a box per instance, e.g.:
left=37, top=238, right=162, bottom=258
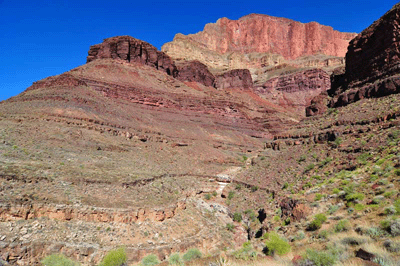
left=329, top=3, right=400, bottom=107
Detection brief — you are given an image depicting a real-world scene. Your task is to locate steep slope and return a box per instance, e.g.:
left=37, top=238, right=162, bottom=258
left=329, top=3, right=400, bottom=107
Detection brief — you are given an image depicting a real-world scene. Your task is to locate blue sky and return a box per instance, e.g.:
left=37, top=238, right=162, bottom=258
left=0, top=0, right=398, bottom=101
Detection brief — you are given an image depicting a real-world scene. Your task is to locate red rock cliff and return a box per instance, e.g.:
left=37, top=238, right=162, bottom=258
left=163, top=14, right=356, bottom=61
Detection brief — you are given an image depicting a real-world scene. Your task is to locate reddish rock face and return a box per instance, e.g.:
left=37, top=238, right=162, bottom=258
left=330, top=3, right=400, bottom=107
left=215, top=69, right=253, bottom=89
left=306, top=92, right=328, bottom=117
left=175, top=60, right=216, bottom=87
left=164, top=14, right=356, bottom=60
left=260, top=69, right=330, bottom=93
left=87, top=36, right=178, bottom=77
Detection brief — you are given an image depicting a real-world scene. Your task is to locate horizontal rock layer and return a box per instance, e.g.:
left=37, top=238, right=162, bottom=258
left=162, top=14, right=356, bottom=62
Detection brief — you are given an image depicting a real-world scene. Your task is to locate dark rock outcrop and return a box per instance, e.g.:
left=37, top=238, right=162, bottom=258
left=330, top=3, right=400, bottom=107
left=175, top=60, right=216, bottom=87
left=87, top=36, right=178, bottom=77
left=306, top=91, right=329, bottom=117
left=215, top=69, right=253, bottom=89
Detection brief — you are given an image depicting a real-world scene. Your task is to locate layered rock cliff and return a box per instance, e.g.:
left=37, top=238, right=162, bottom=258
left=162, top=14, right=356, bottom=71
left=87, top=36, right=178, bottom=77
left=329, top=3, right=400, bottom=107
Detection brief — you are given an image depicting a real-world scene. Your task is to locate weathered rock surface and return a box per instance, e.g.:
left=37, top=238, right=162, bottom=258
left=254, top=69, right=330, bottom=112
left=306, top=91, right=329, bottom=117
left=215, top=69, right=253, bottom=89
left=162, top=14, right=356, bottom=70
left=175, top=60, right=216, bottom=87
left=87, top=36, right=178, bottom=77
left=330, top=3, right=400, bottom=107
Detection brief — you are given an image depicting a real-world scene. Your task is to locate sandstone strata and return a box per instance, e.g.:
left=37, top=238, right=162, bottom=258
left=255, top=69, right=330, bottom=112
left=87, top=36, right=178, bottom=77
left=330, top=3, right=400, bottom=107
left=162, top=14, right=356, bottom=71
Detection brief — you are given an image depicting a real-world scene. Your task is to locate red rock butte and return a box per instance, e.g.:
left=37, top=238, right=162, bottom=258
left=163, top=14, right=356, bottom=60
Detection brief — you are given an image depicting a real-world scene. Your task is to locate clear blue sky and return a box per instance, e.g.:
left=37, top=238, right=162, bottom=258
left=0, top=0, right=398, bottom=101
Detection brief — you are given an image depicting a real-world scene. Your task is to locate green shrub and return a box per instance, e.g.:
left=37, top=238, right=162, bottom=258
left=335, top=220, right=350, bottom=233
left=394, top=198, right=400, bottom=214
left=394, top=169, right=400, bottom=176
left=345, top=193, right=365, bottom=202
left=305, top=164, right=315, bottom=172
left=226, top=223, right=234, bottom=231
left=303, top=249, right=336, bottom=266
left=307, top=214, right=327, bottom=231
left=99, top=247, right=127, bottom=266
left=332, top=188, right=340, bottom=194
left=317, top=230, right=328, bottom=240
left=264, top=232, right=291, bottom=256
left=204, top=193, right=211, bottom=200
left=228, top=191, right=235, bottom=200
left=141, top=254, right=160, bottom=266
left=182, top=248, right=202, bottom=262
left=41, top=254, right=80, bottom=266
left=354, top=203, right=365, bottom=211
left=314, top=193, right=323, bottom=201
left=233, top=212, right=242, bottom=222
left=168, top=253, right=183, bottom=265
left=233, top=241, right=257, bottom=260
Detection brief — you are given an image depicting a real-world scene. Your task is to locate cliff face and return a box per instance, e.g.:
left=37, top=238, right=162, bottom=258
left=162, top=14, right=356, bottom=69
left=87, top=36, right=178, bottom=77
left=329, top=3, right=400, bottom=107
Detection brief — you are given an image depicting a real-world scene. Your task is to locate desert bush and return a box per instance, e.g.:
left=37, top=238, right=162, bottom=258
left=41, top=254, right=80, bottom=266
left=263, top=232, right=291, bottom=256
left=226, top=223, right=234, bottom=232
left=317, top=230, right=328, bottom=240
left=301, top=249, right=336, bottom=266
left=384, top=205, right=396, bottom=215
left=335, top=220, right=351, bottom=233
left=168, top=253, right=182, bottom=265
left=327, top=205, right=339, bottom=215
left=345, top=192, right=365, bottom=202
left=204, top=193, right=211, bottom=200
left=233, top=212, right=242, bottom=222
left=314, top=193, right=323, bottom=201
left=365, top=227, right=388, bottom=238
left=182, top=248, right=202, bottom=262
left=99, top=247, right=127, bottom=266
left=394, top=198, right=400, bottom=214
left=233, top=241, right=257, bottom=260
left=307, top=214, right=327, bottom=231
left=390, top=219, right=400, bottom=236
left=141, top=254, right=159, bottom=266
left=383, top=240, right=400, bottom=253
left=228, top=191, right=235, bottom=200
left=341, top=236, right=366, bottom=246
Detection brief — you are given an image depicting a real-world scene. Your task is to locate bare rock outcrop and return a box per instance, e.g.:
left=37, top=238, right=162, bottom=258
left=162, top=14, right=356, bottom=70
left=306, top=91, right=329, bottom=117
left=87, top=36, right=178, bottom=77
left=175, top=60, right=216, bottom=87
left=215, top=69, right=253, bottom=89
left=330, top=3, right=400, bottom=107
left=255, top=69, right=330, bottom=112
left=260, top=69, right=330, bottom=93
